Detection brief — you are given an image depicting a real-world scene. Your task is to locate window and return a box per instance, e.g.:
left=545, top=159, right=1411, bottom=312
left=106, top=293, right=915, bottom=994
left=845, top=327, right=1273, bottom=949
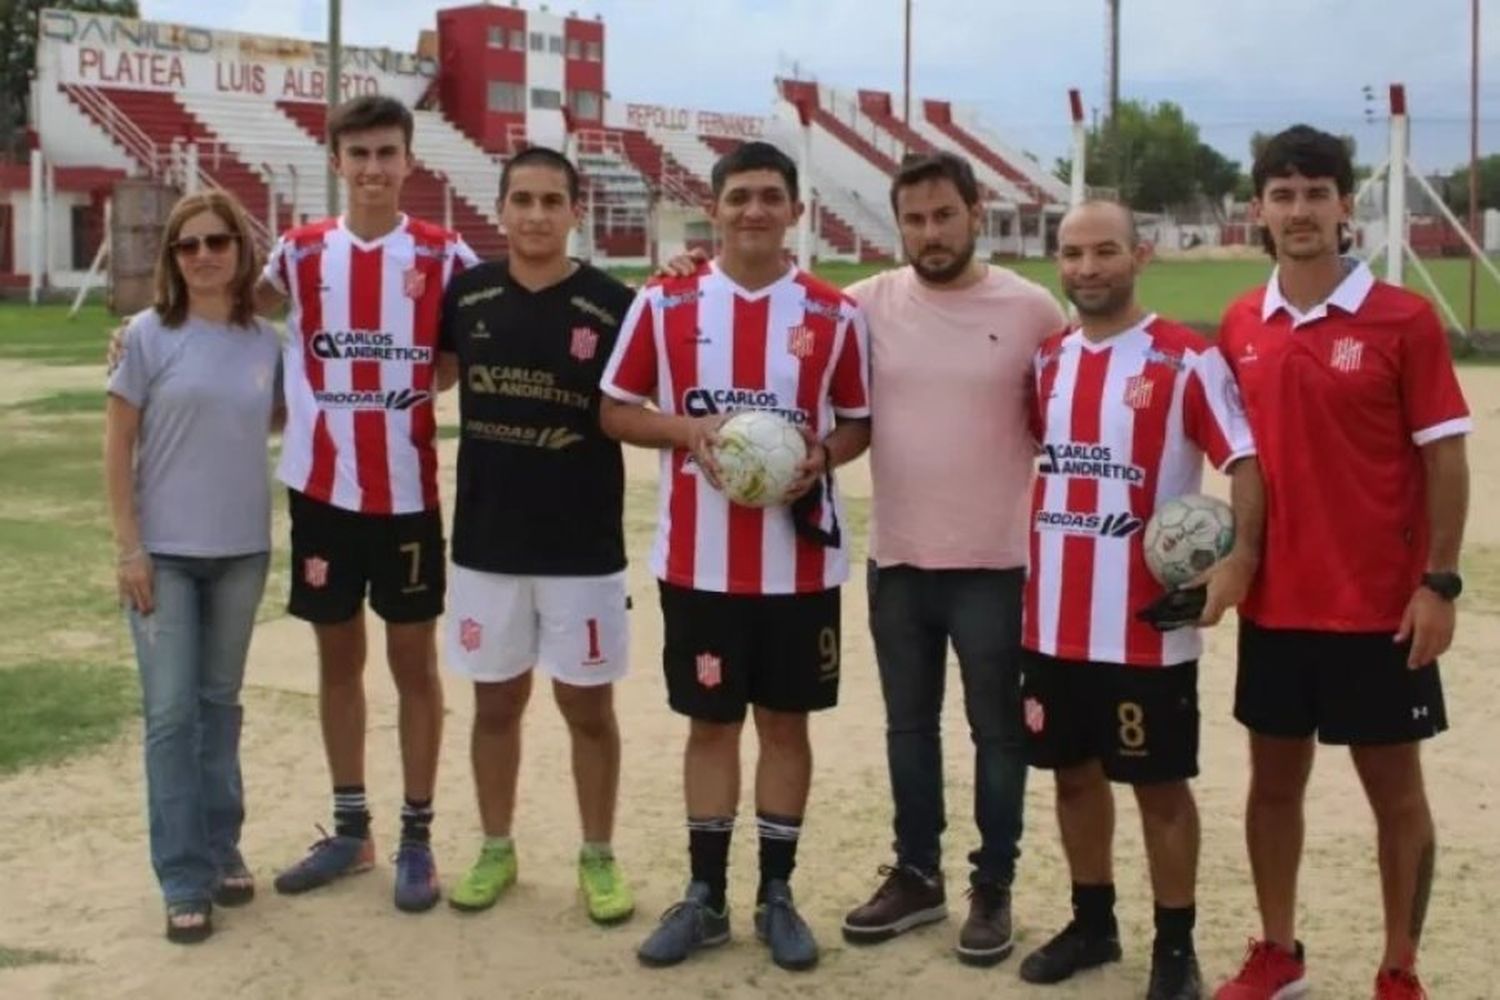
left=529, top=32, right=544, bottom=51
left=567, top=38, right=581, bottom=59
left=548, top=34, right=564, bottom=54
left=530, top=87, right=562, bottom=110
left=509, top=29, right=526, bottom=51
left=585, top=41, right=601, bottom=62
left=569, top=90, right=601, bottom=120
left=486, top=26, right=504, bottom=47
left=487, top=81, right=524, bottom=113
left=71, top=204, right=103, bottom=270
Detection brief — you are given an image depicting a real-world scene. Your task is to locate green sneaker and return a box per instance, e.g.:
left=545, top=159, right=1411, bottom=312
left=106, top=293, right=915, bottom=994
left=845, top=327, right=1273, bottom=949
left=578, top=848, right=635, bottom=925
left=448, top=840, right=517, bottom=913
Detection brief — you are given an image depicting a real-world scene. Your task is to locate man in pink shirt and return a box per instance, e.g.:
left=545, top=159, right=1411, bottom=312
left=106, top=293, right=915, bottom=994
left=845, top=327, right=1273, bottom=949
left=841, top=152, right=1067, bottom=966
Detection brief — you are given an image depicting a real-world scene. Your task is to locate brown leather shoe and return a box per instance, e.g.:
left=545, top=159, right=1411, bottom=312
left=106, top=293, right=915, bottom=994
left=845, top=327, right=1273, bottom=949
left=841, top=864, right=947, bottom=944
left=956, top=882, right=1015, bottom=966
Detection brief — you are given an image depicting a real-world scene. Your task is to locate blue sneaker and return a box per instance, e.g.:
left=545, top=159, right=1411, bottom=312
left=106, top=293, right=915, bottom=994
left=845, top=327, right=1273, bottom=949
left=273, top=827, right=375, bottom=895
left=393, top=840, right=441, bottom=913
left=755, top=879, right=819, bottom=971
left=637, top=881, right=730, bottom=967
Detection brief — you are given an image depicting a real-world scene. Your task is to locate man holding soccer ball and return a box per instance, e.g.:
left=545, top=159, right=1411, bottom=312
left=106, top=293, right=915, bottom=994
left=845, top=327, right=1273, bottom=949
left=1018, top=200, right=1264, bottom=1000
left=1213, top=126, right=1471, bottom=1000
left=600, top=141, right=872, bottom=972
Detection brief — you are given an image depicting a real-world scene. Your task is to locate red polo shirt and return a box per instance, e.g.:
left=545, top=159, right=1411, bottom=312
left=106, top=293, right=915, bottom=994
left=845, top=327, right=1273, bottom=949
left=1218, top=261, right=1471, bottom=632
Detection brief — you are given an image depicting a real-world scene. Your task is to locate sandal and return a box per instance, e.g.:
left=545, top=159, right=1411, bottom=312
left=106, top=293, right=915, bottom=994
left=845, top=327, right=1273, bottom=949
left=165, top=900, right=213, bottom=944
left=214, top=862, right=256, bottom=907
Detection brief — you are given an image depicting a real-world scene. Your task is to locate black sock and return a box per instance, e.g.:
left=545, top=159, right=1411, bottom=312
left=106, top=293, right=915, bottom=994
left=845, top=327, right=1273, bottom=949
left=333, top=785, right=370, bottom=840
left=1071, top=882, right=1117, bottom=935
left=401, top=797, right=434, bottom=845
left=1153, top=903, right=1196, bottom=953
left=687, top=816, right=734, bottom=912
left=756, top=812, right=803, bottom=903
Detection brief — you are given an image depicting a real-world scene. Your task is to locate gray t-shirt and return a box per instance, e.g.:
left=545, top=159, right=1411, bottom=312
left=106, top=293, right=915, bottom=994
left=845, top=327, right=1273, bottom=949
left=108, top=309, right=282, bottom=557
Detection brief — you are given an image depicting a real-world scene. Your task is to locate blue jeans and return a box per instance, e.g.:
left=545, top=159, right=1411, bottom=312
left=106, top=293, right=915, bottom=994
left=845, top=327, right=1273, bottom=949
left=868, top=563, right=1028, bottom=888
left=127, top=552, right=268, bottom=905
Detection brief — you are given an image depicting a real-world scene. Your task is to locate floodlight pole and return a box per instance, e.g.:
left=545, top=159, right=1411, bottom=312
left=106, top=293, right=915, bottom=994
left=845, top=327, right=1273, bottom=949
left=1068, top=89, right=1086, bottom=207
left=326, top=0, right=342, bottom=218
left=1387, top=84, right=1407, bottom=286
left=1467, top=0, right=1479, bottom=331
left=902, top=0, right=912, bottom=150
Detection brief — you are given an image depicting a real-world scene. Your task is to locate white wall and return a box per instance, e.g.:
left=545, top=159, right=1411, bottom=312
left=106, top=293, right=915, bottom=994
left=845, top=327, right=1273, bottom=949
left=33, top=68, right=140, bottom=171
left=524, top=8, right=567, bottom=151
left=6, top=188, right=91, bottom=277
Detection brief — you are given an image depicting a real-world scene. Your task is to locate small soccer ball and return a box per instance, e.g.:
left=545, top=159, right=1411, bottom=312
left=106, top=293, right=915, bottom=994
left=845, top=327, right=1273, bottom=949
left=712, top=410, right=807, bottom=508
left=1143, top=494, right=1235, bottom=588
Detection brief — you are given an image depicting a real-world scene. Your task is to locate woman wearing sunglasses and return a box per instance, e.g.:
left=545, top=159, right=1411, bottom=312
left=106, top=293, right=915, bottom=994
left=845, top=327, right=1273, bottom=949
left=104, top=190, right=282, bottom=944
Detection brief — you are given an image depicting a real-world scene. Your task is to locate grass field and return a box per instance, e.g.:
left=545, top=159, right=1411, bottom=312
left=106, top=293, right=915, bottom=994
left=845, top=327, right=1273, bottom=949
left=609, top=255, right=1500, bottom=333
left=0, top=256, right=1491, bottom=780
left=0, top=254, right=1493, bottom=774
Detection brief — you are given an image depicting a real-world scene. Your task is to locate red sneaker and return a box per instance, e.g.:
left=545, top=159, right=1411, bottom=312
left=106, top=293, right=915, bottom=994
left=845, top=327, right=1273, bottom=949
left=1214, top=939, right=1309, bottom=999
left=1374, top=968, right=1427, bottom=1000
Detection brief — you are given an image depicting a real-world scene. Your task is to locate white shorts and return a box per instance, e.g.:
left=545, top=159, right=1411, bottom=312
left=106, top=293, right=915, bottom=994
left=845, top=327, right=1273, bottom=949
left=445, top=565, right=630, bottom=687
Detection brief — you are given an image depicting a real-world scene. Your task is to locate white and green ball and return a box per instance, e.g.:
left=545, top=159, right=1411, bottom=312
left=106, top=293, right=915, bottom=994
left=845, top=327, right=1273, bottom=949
left=712, top=410, right=807, bottom=508
left=1143, top=493, right=1236, bottom=588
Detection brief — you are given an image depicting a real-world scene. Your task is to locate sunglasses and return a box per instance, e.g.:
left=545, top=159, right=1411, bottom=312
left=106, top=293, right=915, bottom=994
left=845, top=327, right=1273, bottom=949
left=171, top=233, right=239, bottom=256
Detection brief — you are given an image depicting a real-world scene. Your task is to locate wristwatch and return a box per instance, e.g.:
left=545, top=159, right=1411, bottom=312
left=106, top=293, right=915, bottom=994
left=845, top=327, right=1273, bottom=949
left=1421, top=572, right=1463, bottom=601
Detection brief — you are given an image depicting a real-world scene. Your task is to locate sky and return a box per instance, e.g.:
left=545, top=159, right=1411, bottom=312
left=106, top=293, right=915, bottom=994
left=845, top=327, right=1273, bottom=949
left=138, top=0, right=1500, bottom=174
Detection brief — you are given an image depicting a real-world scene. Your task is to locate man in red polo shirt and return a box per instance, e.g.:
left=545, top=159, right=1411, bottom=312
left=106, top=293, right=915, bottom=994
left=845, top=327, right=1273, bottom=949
left=1213, top=126, right=1471, bottom=1000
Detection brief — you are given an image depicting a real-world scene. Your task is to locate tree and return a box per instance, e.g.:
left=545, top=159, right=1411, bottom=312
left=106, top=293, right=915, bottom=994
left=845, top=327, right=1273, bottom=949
left=1051, top=99, right=1241, bottom=213
left=0, top=0, right=140, bottom=157
left=1444, top=155, right=1500, bottom=215
left=1195, top=142, right=1240, bottom=202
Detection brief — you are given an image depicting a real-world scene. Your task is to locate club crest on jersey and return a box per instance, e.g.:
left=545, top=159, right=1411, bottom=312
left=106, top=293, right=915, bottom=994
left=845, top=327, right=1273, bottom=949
left=402, top=267, right=427, bottom=300
left=459, top=617, right=483, bottom=653
left=786, top=324, right=816, bottom=359
left=303, top=556, right=329, bottom=589
left=1123, top=375, right=1156, bottom=409
left=1330, top=336, right=1364, bottom=373
left=570, top=326, right=600, bottom=361
left=696, top=652, right=723, bottom=689
left=1024, top=697, right=1046, bottom=734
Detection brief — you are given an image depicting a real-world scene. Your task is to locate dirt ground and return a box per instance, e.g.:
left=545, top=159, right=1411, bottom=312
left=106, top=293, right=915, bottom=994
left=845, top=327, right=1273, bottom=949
left=3, top=366, right=1498, bottom=999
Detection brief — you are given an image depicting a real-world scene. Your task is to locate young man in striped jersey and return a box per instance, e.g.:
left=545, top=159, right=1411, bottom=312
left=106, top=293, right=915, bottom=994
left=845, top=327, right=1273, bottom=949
left=1018, top=200, right=1263, bottom=1000
left=600, top=141, right=872, bottom=972
left=261, top=95, right=477, bottom=913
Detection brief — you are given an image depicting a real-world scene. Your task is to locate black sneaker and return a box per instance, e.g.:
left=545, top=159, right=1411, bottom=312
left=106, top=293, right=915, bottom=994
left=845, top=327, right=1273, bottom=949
left=955, top=883, right=1014, bottom=966
left=1018, top=919, right=1122, bottom=984
left=1147, top=943, right=1202, bottom=1000
left=841, top=864, right=947, bottom=944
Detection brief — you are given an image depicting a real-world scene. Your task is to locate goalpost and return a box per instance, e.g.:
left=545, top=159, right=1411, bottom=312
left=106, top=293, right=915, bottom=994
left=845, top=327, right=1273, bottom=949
left=1360, top=84, right=1500, bottom=341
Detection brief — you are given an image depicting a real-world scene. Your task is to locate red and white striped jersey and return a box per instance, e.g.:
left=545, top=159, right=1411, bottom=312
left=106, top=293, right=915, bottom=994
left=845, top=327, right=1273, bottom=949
left=600, top=262, right=872, bottom=595
left=1023, top=315, right=1255, bottom=667
left=263, top=215, right=477, bottom=515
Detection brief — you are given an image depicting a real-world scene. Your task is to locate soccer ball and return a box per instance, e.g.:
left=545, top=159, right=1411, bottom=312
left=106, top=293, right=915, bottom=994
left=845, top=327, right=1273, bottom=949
left=712, top=410, right=808, bottom=508
left=1142, top=494, right=1235, bottom=588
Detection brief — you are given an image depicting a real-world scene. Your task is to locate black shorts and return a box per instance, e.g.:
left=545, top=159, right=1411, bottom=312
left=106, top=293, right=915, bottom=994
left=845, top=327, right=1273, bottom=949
left=1234, top=619, right=1447, bottom=746
left=1019, top=649, right=1199, bottom=784
left=659, top=581, right=840, bottom=723
left=286, top=489, right=446, bottom=625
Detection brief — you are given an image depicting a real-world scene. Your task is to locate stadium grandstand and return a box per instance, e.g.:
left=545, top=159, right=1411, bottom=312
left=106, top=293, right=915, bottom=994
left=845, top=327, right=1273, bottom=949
left=1, top=2, right=1070, bottom=294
